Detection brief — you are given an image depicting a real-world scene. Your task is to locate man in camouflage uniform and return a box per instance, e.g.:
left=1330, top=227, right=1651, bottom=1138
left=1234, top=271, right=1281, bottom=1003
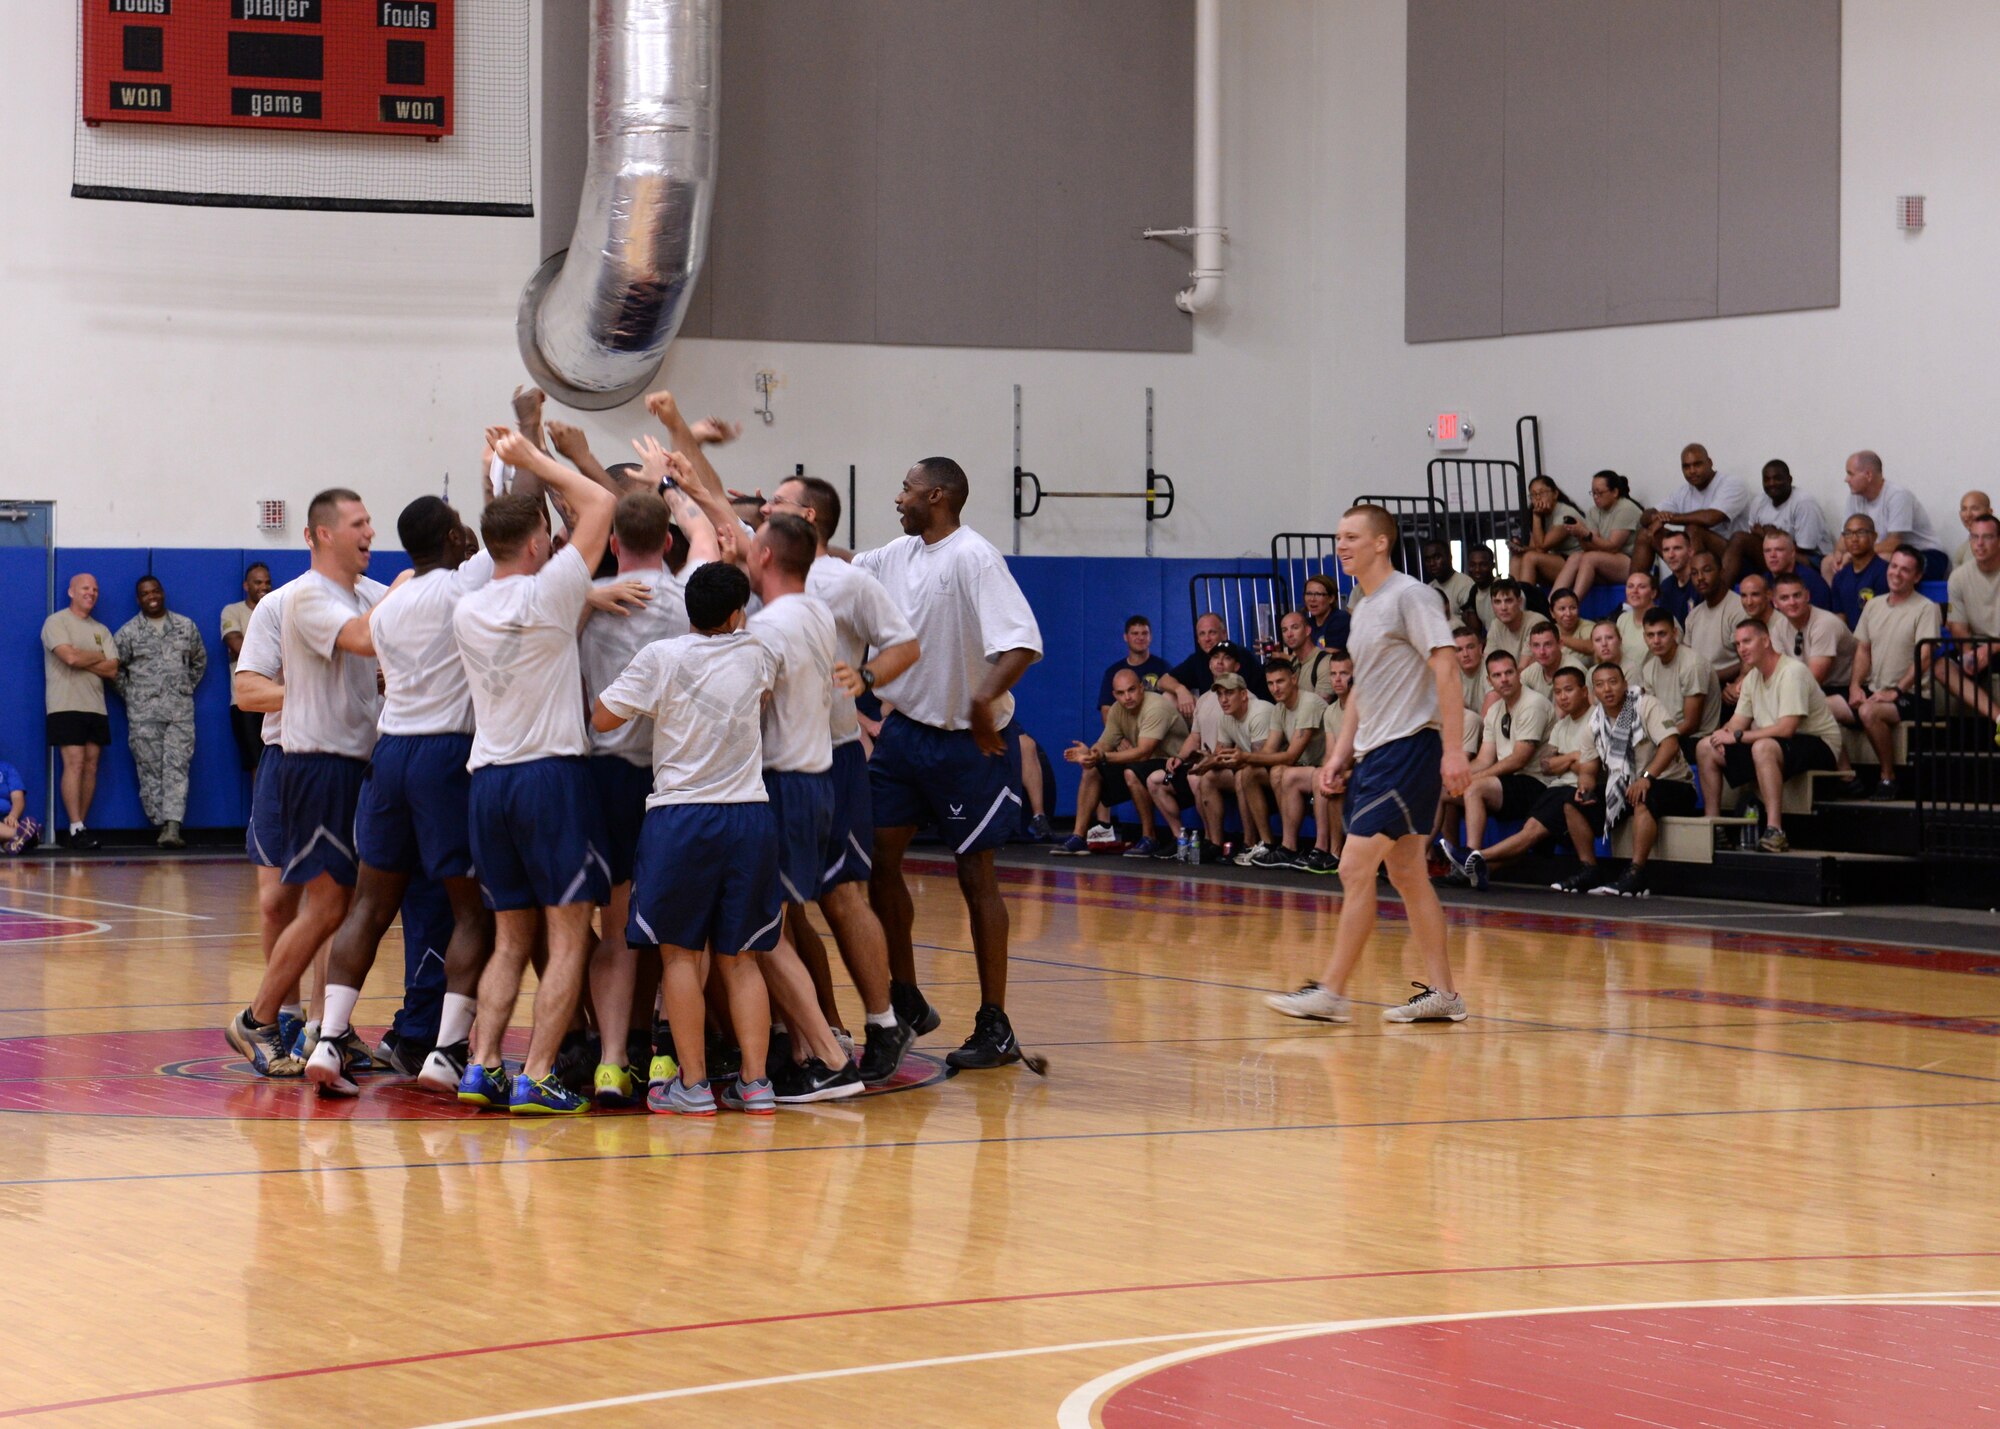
left=115, top=575, right=208, bottom=848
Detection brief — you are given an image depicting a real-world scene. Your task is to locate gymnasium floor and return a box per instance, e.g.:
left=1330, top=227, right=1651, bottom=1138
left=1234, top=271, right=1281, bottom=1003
left=1, top=852, right=1997, bottom=1426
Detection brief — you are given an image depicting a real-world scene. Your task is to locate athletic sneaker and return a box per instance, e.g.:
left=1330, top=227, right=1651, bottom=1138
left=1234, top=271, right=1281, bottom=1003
left=510, top=1072, right=589, bottom=1116
left=1233, top=842, right=1275, bottom=867
left=1434, top=836, right=1469, bottom=879
left=1148, top=837, right=1180, bottom=860
left=1552, top=867, right=1605, bottom=894
left=456, top=1062, right=508, bottom=1109
left=304, top=1038, right=359, bottom=1098
left=771, top=1057, right=865, bottom=1103
left=1051, top=834, right=1090, bottom=856
left=1085, top=822, right=1119, bottom=848
left=649, top=1077, right=716, bottom=1117
left=1250, top=843, right=1297, bottom=868
left=1463, top=849, right=1490, bottom=892
left=373, top=1031, right=428, bottom=1077
left=647, top=1052, right=679, bottom=1091
left=324, top=1027, right=377, bottom=1075
left=1381, top=982, right=1469, bottom=1023
left=890, top=980, right=942, bottom=1037
left=276, top=1012, right=307, bottom=1061
left=858, top=1018, right=915, bottom=1084
left=592, top=1062, right=640, bottom=1109
left=1264, top=982, right=1351, bottom=1023
left=1026, top=813, right=1052, bottom=841
left=418, top=1042, right=468, bottom=1095
left=551, top=1030, right=599, bottom=1094
left=1123, top=836, right=1165, bottom=859
left=225, top=1009, right=304, bottom=1078
left=1590, top=866, right=1650, bottom=898
left=1296, top=848, right=1340, bottom=876
left=720, top=1077, right=777, bottom=1115
left=833, top=1027, right=856, bottom=1062
left=945, top=1004, right=1023, bottom=1070
left=1758, top=827, right=1792, bottom=853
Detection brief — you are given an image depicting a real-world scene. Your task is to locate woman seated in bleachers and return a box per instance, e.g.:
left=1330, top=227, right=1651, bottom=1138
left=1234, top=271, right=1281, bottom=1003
left=1509, top=475, right=1587, bottom=589
left=1554, top=470, right=1645, bottom=602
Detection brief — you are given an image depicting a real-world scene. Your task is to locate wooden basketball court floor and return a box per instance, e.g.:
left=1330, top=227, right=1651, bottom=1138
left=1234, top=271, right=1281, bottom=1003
left=1, top=853, right=1998, bottom=1426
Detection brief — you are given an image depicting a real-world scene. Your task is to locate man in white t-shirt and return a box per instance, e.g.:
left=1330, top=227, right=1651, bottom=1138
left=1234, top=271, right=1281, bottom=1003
left=1822, top=450, right=1946, bottom=583
left=1732, top=459, right=1831, bottom=574
left=450, top=432, right=617, bottom=1116
left=304, top=496, right=497, bottom=1099
left=745, top=514, right=868, bottom=1106
left=852, top=458, right=1045, bottom=1073
left=1635, top=443, right=1755, bottom=585
left=1268, top=504, right=1470, bottom=1027
left=768, top=474, right=922, bottom=1085
left=225, top=489, right=386, bottom=1079
left=594, top=562, right=784, bottom=1118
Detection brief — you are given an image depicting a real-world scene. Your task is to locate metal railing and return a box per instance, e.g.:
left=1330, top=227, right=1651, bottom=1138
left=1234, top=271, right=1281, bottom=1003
left=1913, top=636, right=2000, bottom=865
left=1188, top=570, right=1283, bottom=649
left=1423, top=413, right=1542, bottom=568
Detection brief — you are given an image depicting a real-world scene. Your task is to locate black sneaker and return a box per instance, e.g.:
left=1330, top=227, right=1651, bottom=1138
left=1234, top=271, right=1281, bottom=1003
left=1590, top=866, right=1650, bottom=898
left=766, top=1026, right=794, bottom=1070
left=705, top=1029, right=742, bottom=1083
left=1869, top=777, right=1901, bottom=801
left=1249, top=843, right=1297, bottom=868
left=890, top=979, right=941, bottom=1036
left=945, top=1004, right=1022, bottom=1070
left=552, top=1029, right=599, bottom=1094
left=1296, top=848, right=1340, bottom=875
left=373, top=1030, right=430, bottom=1077
left=771, top=1056, right=864, bottom=1103
left=1552, top=867, right=1605, bottom=894
left=857, top=1018, right=916, bottom=1084
left=71, top=828, right=101, bottom=851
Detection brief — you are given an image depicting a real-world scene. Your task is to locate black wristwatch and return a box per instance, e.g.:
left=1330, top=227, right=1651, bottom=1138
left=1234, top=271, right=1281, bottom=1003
left=859, top=665, right=877, bottom=691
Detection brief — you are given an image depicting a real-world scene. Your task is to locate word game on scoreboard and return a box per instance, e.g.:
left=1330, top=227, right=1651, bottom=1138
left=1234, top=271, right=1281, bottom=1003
left=81, top=1, right=456, bottom=137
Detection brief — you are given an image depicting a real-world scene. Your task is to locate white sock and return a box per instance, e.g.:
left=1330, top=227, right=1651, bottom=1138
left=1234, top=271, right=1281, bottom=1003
left=865, top=1010, right=898, bottom=1030
left=69, top=822, right=83, bottom=835
left=319, top=985, right=361, bottom=1039
left=771, top=1020, right=789, bottom=1036
left=437, top=992, right=476, bottom=1048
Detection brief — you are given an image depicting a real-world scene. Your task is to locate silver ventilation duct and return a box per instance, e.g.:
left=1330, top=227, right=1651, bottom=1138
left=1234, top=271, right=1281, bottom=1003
left=518, top=0, right=719, bottom=411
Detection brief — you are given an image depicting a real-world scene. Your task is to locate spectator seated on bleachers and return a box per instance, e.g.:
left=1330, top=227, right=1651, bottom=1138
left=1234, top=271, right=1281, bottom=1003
left=1483, top=579, right=1535, bottom=662
left=1769, top=573, right=1857, bottom=702
left=1288, top=650, right=1352, bottom=876
left=1097, top=614, right=1172, bottom=716
left=1733, top=458, right=1832, bottom=575
left=1441, top=666, right=1595, bottom=891
left=1149, top=650, right=1247, bottom=858
left=1735, top=571, right=1773, bottom=633
left=1640, top=606, right=1723, bottom=744
left=1837, top=546, right=1940, bottom=800
left=1277, top=610, right=1338, bottom=702
left=0, top=758, right=39, bottom=855
left=1242, top=657, right=1328, bottom=868
left=1591, top=618, right=1646, bottom=690
left=1953, top=490, right=1993, bottom=569
left=1931, top=511, right=2000, bottom=746
left=1462, top=544, right=1500, bottom=629
left=1510, top=476, right=1587, bottom=589
left=1521, top=620, right=1586, bottom=698
left=1828, top=513, right=1890, bottom=628
left=1185, top=673, right=1275, bottom=860
left=1696, top=619, right=1842, bottom=853
left=1759, top=530, right=1835, bottom=613
left=1423, top=540, right=1476, bottom=623
left=1635, top=443, right=1755, bottom=586
left=1299, top=573, right=1351, bottom=652
left=1054, top=667, right=1189, bottom=859
left=1829, top=450, right=1948, bottom=582
left=1682, top=550, right=1748, bottom=689
left=1454, top=625, right=1491, bottom=715
left=1549, top=586, right=1593, bottom=662
left=1617, top=569, right=1672, bottom=658
left=1444, top=650, right=1553, bottom=869
left=1556, top=470, right=1645, bottom=602
left=1653, top=530, right=1697, bottom=622
left=1158, top=612, right=1267, bottom=717
left=1553, top=661, right=1700, bottom=897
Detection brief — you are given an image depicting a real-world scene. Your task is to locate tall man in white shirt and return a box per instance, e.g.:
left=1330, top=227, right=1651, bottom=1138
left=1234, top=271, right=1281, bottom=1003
left=854, top=458, right=1046, bottom=1072
left=1733, top=459, right=1831, bottom=573
left=452, top=432, right=617, bottom=1116
left=768, top=474, right=923, bottom=1084
left=1824, top=450, right=1947, bottom=582
left=304, top=497, right=496, bottom=1098
left=1634, top=444, right=1754, bottom=586
left=226, top=489, right=387, bottom=1078
left=1268, top=505, right=1471, bottom=1026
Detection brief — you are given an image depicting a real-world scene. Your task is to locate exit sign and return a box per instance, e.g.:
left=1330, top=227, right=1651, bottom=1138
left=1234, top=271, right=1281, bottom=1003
left=1430, top=412, right=1474, bottom=451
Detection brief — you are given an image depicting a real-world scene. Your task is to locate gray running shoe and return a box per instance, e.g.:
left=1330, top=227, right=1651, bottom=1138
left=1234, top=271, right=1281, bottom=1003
left=1264, top=982, right=1352, bottom=1023
left=1381, top=982, right=1469, bottom=1023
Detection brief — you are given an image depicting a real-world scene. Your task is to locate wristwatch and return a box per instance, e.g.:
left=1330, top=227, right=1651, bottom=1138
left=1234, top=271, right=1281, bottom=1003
left=859, top=665, right=877, bottom=691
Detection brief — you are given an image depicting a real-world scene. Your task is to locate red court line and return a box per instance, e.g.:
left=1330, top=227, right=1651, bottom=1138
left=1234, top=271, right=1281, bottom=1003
left=6, top=1250, right=1999, bottom=1419
left=1626, top=989, right=2000, bottom=1036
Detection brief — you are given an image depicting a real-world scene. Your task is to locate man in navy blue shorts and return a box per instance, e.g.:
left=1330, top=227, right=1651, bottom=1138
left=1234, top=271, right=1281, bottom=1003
left=1266, top=504, right=1472, bottom=1026
left=854, top=459, right=1045, bottom=1070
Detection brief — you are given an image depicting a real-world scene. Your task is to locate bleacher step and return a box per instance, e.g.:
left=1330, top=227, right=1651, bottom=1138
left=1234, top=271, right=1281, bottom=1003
left=1493, top=847, right=1923, bottom=906
left=1788, top=800, right=1920, bottom=857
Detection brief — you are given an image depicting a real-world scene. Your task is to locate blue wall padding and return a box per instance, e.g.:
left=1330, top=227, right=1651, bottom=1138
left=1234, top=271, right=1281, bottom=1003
left=0, top=549, right=51, bottom=824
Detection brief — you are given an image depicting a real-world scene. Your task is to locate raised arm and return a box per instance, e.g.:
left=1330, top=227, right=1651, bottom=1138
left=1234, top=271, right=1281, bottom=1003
left=547, top=420, right=622, bottom=497
left=495, top=430, right=616, bottom=572
left=636, top=439, right=731, bottom=567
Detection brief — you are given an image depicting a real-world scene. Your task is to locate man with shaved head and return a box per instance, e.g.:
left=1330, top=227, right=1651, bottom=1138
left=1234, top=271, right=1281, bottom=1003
left=42, top=572, right=120, bottom=849
left=1955, top=491, right=1993, bottom=569
left=1634, top=443, right=1755, bottom=586
left=1822, top=450, right=1946, bottom=583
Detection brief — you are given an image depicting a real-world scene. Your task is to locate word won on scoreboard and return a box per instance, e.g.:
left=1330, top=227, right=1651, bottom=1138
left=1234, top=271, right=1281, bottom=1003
left=82, top=1, right=456, bottom=138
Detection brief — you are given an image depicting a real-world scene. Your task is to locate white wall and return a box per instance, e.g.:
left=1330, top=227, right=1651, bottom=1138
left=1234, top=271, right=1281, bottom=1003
left=1309, top=0, right=2000, bottom=545
left=0, top=1, right=1314, bottom=557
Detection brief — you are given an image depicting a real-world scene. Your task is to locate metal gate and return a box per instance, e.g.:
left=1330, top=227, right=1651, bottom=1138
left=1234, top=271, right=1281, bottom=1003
left=0, top=501, right=57, bottom=829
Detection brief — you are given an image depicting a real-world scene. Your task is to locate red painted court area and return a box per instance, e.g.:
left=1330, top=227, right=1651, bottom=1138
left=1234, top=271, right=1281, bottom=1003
left=1096, top=1304, right=2000, bottom=1424
left=1099, top=1303, right=2000, bottom=1427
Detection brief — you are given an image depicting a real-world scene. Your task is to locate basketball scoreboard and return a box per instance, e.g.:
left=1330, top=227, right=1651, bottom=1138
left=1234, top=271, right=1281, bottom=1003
left=81, top=1, right=456, bottom=138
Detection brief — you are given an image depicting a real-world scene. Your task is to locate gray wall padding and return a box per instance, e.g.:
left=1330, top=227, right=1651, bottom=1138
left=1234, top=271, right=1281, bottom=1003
left=1407, top=0, right=1841, bottom=342
left=666, top=0, right=1195, bottom=353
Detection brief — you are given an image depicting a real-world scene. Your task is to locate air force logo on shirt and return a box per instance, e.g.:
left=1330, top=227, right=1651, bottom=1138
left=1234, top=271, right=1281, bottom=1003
left=949, top=803, right=965, bottom=817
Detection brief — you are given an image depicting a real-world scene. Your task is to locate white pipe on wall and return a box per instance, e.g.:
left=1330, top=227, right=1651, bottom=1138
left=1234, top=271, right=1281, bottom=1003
left=1178, top=0, right=1224, bottom=315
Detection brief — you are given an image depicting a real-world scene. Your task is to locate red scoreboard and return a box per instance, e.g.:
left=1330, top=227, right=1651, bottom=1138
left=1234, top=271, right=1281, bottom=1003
left=81, top=1, right=456, bottom=138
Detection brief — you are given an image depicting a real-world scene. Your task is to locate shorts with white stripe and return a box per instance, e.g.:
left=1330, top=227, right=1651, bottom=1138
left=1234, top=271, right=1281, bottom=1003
left=626, top=801, right=782, bottom=956
left=764, top=768, right=835, bottom=908
left=868, top=711, right=1021, bottom=855
left=276, top=751, right=366, bottom=887
left=819, top=739, right=874, bottom=893
left=468, top=757, right=611, bottom=912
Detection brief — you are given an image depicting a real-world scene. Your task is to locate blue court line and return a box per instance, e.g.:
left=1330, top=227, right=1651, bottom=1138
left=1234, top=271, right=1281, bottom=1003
left=2, top=1095, right=1994, bottom=1188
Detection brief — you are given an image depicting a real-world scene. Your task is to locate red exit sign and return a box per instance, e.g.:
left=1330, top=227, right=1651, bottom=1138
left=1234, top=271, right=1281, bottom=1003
left=81, top=0, right=455, bottom=138
left=1430, top=411, right=1474, bottom=450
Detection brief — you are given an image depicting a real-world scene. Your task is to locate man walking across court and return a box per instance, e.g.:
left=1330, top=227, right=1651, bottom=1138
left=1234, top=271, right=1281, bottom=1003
left=42, top=573, right=119, bottom=850
left=114, top=575, right=206, bottom=849
left=1267, top=504, right=1471, bottom=1026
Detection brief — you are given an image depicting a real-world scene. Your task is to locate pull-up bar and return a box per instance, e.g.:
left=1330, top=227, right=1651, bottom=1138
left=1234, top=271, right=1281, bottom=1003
left=1010, top=386, right=1177, bottom=556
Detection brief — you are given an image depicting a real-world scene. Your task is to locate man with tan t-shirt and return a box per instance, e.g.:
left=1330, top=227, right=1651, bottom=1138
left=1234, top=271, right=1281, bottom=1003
left=1839, top=547, right=1941, bottom=799
left=42, top=573, right=120, bottom=850
left=1952, top=491, right=1992, bottom=569
left=1682, top=551, right=1748, bottom=683
left=1697, top=621, right=1841, bottom=851
left=1933, top=511, right=2000, bottom=746
left=220, top=562, right=272, bottom=771
left=1768, top=573, right=1856, bottom=697
left=1453, top=666, right=1596, bottom=892
left=1057, top=668, right=1188, bottom=858
left=1520, top=621, right=1586, bottom=699
left=1445, top=649, right=1554, bottom=862
left=1640, top=607, right=1721, bottom=742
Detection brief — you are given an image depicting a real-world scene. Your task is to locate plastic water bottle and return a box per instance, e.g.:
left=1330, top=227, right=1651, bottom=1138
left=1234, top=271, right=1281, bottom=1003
left=1739, top=803, right=1760, bottom=849
left=1175, top=829, right=1190, bottom=863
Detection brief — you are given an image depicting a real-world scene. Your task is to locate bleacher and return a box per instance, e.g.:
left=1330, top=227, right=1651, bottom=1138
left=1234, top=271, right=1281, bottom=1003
left=1171, top=415, right=2000, bottom=909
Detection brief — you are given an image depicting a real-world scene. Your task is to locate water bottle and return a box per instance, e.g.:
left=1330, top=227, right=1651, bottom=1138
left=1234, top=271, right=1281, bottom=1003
left=1738, top=803, right=1760, bottom=850
left=1175, top=829, right=1190, bottom=863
